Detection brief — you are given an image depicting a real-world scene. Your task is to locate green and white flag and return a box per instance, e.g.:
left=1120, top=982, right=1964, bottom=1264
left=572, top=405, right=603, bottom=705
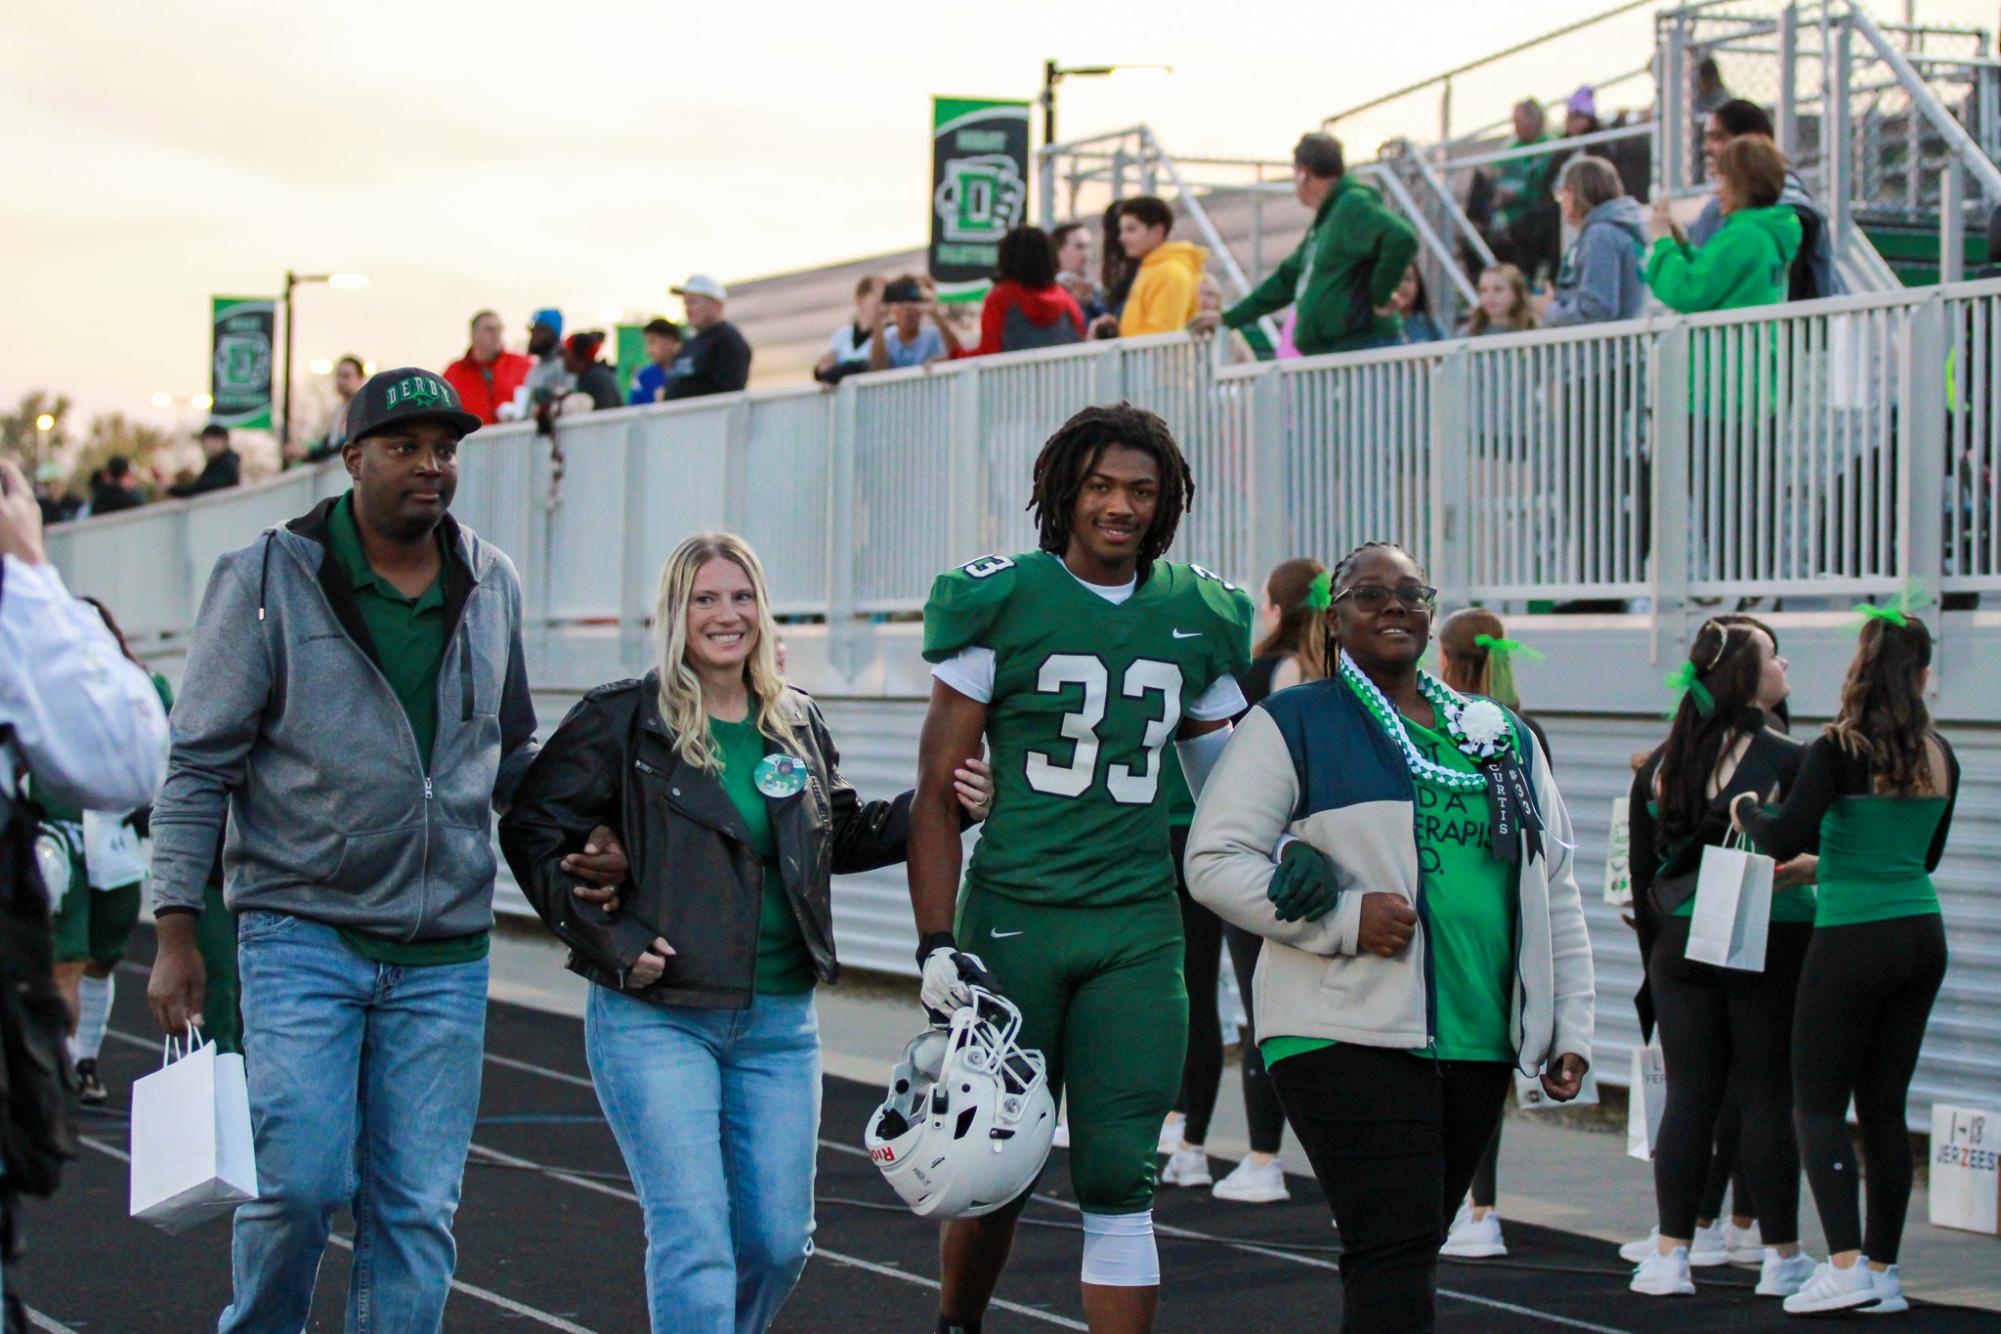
left=930, top=97, right=1030, bottom=302
left=210, top=296, right=275, bottom=430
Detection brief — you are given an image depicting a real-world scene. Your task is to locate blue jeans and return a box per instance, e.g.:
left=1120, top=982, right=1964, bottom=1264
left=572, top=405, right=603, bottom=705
left=585, top=985, right=820, bottom=1334
left=221, top=911, right=487, bottom=1334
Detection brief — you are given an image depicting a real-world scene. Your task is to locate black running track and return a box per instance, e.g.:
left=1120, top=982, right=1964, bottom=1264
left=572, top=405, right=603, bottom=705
left=22, top=938, right=1998, bottom=1332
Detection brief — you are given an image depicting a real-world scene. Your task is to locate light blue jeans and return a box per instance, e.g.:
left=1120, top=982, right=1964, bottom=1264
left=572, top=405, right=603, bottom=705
left=585, top=984, right=821, bottom=1334
left=221, top=911, right=487, bottom=1334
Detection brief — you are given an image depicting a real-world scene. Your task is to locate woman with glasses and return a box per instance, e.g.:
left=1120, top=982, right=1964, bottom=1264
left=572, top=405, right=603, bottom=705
left=1186, top=541, right=1593, bottom=1333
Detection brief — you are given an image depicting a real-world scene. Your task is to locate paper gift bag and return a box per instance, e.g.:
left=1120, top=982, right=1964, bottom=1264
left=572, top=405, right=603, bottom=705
left=1603, top=796, right=1633, bottom=907
left=1626, top=1043, right=1667, bottom=1161
left=1929, top=1104, right=2001, bottom=1235
left=130, top=1035, right=258, bottom=1233
left=1686, top=835, right=1773, bottom=972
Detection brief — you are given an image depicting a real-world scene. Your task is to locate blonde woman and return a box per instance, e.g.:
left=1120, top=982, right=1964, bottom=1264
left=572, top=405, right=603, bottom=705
left=1459, top=263, right=1539, bottom=337
left=500, top=533, right=992, bottom=1334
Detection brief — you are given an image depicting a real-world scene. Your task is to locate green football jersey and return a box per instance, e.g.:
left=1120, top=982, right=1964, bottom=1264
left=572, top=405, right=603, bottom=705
left=923, top=551, right=1255, bottom=906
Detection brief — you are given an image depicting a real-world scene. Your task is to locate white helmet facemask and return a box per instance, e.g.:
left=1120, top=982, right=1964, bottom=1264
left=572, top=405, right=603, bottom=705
left=865, top=988, right=1056, bottom=1220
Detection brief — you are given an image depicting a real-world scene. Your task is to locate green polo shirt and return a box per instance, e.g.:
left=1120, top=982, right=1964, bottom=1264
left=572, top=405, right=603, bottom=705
left=327, top=491, right=487, bottom=968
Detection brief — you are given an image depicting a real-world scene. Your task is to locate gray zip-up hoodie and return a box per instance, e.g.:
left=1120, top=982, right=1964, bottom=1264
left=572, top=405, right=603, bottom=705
left=149, top=497, right=538, bottom=940
left=1543, top=195, right=1648, bottom=327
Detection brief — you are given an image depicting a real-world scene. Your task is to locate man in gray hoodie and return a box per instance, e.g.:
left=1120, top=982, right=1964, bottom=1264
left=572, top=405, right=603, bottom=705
left=1539, top=155, right=1650, bottom=327
left=146, top=368, right=624, bottom=1332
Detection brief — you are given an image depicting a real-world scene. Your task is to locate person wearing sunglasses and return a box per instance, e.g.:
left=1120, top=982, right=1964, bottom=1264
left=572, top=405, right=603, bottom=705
left=1186, top=541, right=1593, bottom=1333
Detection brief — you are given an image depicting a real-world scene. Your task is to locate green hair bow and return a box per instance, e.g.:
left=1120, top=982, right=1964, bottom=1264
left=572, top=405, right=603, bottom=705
left=1851, top=580, right=1935, bottom=632
left=1302, top=569, right=1334, bottom=612
left=1664, top=660, right=1716, bottom=718
left=1473, top=633, right=1545, bottom=664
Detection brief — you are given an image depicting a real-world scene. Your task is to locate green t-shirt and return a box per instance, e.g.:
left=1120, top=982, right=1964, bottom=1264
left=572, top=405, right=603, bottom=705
left=327, top=491, right=487, bottom=969
left=921, top=552, right=1254, bottom=907
left=1812, top=796, right=1947, bottom=926
left=1264, top=697, right=1519, bottom=1068
left=710, top=714, right=815, bottom=995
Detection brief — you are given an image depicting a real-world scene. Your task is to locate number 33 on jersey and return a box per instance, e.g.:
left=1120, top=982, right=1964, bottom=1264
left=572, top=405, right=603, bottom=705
left=923, top=551, right=1255, bottom=907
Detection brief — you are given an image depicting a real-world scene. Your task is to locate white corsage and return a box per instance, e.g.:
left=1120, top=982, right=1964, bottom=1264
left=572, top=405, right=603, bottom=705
left=1455, top=700, right=1511, bottom=761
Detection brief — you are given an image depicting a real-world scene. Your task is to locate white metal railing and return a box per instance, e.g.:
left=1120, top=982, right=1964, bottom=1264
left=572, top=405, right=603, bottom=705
left=50, top=277, right=2001, bottom=673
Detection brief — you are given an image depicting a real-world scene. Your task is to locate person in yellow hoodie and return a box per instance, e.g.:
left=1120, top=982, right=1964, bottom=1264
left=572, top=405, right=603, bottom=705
left=1099, top=196, right=1208, bottom=337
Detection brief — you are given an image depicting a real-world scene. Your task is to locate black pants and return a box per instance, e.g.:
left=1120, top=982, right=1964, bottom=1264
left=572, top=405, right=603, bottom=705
left=1272, top=1044, right=1512, bottom=1333
left=1649, top=917, right=1812, bottom=1243
left=1794, top=915, right=1947, bottom=1261
left=1469, top=1121, right=1501, bottom=1208
left=1, top=1190, right=22, bottom=1334
left=1698, top=1088, right=1756, bottom=1222
left=1172, top=829, right=1286, bottom=1153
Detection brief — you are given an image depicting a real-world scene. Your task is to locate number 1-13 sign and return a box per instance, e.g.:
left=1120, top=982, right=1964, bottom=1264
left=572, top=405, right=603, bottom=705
left=1930, top=1104, right=2000, bottom=1234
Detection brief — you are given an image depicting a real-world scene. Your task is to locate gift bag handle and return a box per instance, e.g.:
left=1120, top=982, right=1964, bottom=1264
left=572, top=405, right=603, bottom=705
left=159, top=1020, right=205, bottom=1068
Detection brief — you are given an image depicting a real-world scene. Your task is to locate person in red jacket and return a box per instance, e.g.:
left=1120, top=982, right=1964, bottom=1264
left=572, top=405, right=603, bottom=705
left=442, top=309, right=534, bottom=425
left=955, top=226, right=1086, bottom=359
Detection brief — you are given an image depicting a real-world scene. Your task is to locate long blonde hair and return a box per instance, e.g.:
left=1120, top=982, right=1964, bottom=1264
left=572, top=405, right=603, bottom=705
left=653, top=533, right=806, bottom=772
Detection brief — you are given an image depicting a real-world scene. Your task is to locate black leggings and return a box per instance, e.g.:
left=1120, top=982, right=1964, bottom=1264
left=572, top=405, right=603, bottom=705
left=1171, top=828, right=1287, bottom=1154
left=1793, top=915, right=1947, bottom=1262
left=1273, top=1045, right=1511, bottom=1333
left=1698, top=1089, right=1756, bottom=1222
left=1648, top=917, right=1812, bottom=1243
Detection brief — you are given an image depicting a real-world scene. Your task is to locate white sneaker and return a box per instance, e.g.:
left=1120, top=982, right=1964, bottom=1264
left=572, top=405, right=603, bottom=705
left=1619, top=1227, right=1662, bottom=1264
left=1052, top=1120, right=1069, bottom=1149
left=1156, top=1113, right=1185, bottom=1155
left=1160, top=1147, right=1212, bottom=1187
left=1863, top=1265, right=1907, bottom=1315
left=1440, top=1206, right=1508, bottom=1259
left=1723, top=1219, right=1765, bottom=1264
left=1689, top=1221, right=1730, bottom=1268
left=1783, top=1260, right=1881, bottom=1315
left=1631, top=1245, right=1697, bottom=1296
left=1755, top=1248, right=1819, bottom=1297
left=1211, top=1156, right=1290, bottom=1204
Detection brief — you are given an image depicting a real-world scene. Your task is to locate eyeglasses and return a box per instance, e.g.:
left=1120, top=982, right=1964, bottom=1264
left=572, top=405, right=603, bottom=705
left=1334, top=583, right=1438, bottom=612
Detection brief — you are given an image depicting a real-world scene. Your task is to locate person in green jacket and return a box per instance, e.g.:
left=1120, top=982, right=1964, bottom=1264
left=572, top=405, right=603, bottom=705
left=1195, top=133, right=1419, bottom=355
left=1645, top=135, right=1800, bottom=315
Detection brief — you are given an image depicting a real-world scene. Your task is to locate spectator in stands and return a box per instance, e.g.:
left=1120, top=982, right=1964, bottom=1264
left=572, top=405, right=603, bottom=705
left=1393, top=265, right=1445, bottom=343
left=667, top=276, right=753, bottom=400
left=34, top=465, right=78, bottom=526
left=1648, top=136, right=1800, bottom=316
left=1052, top=222, right=1105, bottom=322
left=1485, top=100, right=1555, bottom=270
left=1097, top=200, right=1139, bottom=331
left=90, top=456, right=145, bottom=516
left=1461, top=264, right=1539, bottom=336
left=1564, top=86, right=1602, bottom=140
left=444, top=311, right=533, bottom=427
left=519, top=307, right=574, bottom=419
left=1196, top=135, right=1420, bottom=354
left=561, top=332, right=624, bottom=411
left=168, top=424, right=241, bottom=498
left=1195, top=277, right=1270, bottom=363
left=814, top=277, right=881, bottom=384
left=956, top=226, right=1085, bottom=358
left=293, top=355, right=366, bottom=464
left=1537, top=156, right=1648, bottom=327
left=1690, top=100, right=1843, bottom=301
left=1693, top=55, right=1732, bottom=116
left=629, top=319, right=686, bottom=404
left=869, top=273, right=964, bottom=370
left=1092, top=196, right=1207, bottom=338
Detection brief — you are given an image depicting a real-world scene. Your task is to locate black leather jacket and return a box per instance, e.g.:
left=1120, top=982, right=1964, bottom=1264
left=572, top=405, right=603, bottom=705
left=499, top=674, right=912, bottom=1009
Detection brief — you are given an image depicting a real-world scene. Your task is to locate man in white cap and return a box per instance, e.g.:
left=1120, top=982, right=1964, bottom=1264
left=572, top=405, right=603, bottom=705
left=666, top=275, right=753, bottom=399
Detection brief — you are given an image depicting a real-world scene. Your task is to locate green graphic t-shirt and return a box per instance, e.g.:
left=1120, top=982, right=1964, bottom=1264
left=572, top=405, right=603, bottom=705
left=710, top=714, right=815, bottom=995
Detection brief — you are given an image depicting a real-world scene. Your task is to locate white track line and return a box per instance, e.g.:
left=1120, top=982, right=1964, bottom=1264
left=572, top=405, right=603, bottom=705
left=75, top=1135, right=600, bottom=1334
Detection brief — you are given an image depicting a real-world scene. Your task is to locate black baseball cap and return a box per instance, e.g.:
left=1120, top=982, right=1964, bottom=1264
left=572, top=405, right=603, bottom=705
left=345, top=367, right=482, bottom=443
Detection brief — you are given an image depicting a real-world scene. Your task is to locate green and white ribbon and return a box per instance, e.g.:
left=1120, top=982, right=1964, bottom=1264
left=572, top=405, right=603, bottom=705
left=1337, top=649, right=1493, bottom=792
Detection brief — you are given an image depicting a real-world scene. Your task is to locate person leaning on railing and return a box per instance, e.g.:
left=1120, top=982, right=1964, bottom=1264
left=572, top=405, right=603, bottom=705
left=497, top=532, right=992, bottom=1334
left=1186, top=541, right=1592, bottom=1334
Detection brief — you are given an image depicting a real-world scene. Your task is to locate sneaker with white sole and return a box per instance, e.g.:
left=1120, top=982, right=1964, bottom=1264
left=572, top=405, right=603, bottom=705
left=1441, top=1206, right=1508, bottom=1259
left=1755, top=1248, right=1819, bottom=1297
left=1631, top=1245, right=1697, bottom=1296
left=1211, top=1156, right=1289, bottom=1204
left=1160, top=1147, right=1212, bottom=1188
left=1619, top=1228, right=1662, bottom=1264
left=1783, top=1260, right=1881, bottom=1315
left=1723, top=1219, right=1764, bottom=1264
left=74, top=1058, right=108, bottom=1106
left=1862, top=1265, right=1907, bottom=1315
left=1157, top=1113, right=1185, bottom=1155
left=1688, top=1221, right=1730, bottom=1267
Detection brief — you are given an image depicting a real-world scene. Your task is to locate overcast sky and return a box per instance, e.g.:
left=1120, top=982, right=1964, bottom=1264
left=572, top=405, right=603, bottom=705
left=3, top=0, right=1985, bottom=427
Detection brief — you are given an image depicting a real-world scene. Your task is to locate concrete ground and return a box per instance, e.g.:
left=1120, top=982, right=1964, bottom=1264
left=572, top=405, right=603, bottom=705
left=485, top=921, right=2001, bottom=1314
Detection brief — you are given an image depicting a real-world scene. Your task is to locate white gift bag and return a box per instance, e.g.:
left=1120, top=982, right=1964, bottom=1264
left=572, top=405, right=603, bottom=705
left=1929, top=1104, right=2001, bottom=1235
left=1603, top=796, right=1633, bottom=907
left=1626, top=1043, right=1668, bottom=1161
left=82, top=809, right=147, bottom=890
left=1514, top=1064, right=1601, bottom=1111
left=1685, top=833, right=1773, bottom=972
left=130, top=1033, right=258, bottom=1233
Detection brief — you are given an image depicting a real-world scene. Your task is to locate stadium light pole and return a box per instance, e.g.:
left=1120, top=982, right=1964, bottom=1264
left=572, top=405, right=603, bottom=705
left=281, top=270, right=367, bottom=444
left=1040, top=62, right=1173, bottom=149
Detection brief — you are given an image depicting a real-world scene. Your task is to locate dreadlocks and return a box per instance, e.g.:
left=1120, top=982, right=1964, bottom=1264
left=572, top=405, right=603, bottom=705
left=1028, top=403, right=1194, bottom=575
